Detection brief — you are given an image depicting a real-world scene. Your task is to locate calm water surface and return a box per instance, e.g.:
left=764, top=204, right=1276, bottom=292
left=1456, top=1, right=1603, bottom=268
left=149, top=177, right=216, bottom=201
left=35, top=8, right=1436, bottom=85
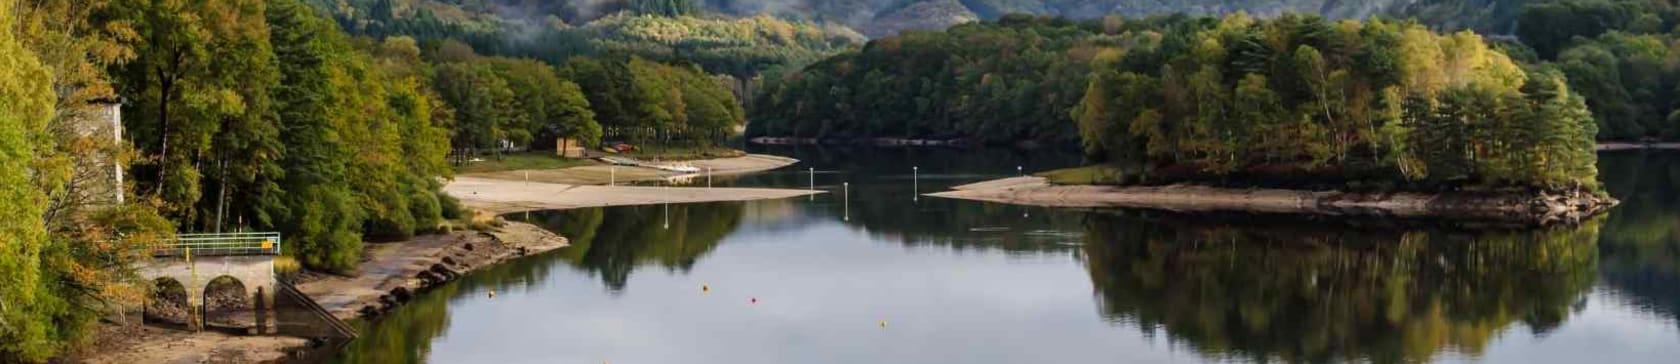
left=329, top=148, right=1680, bottom=363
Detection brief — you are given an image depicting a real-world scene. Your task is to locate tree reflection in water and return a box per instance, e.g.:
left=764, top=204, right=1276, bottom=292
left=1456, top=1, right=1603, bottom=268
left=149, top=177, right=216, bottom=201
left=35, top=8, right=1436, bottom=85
left=1596, top=151, right=1680, bottom=326
left=516, top=202, right=745, bottom=291
left=1081, top=212, right=1600, bottom=363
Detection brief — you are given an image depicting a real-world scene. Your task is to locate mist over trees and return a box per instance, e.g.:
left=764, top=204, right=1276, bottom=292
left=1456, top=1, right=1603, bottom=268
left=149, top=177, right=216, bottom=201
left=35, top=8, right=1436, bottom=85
left=304, top=0, right=862, bottom=78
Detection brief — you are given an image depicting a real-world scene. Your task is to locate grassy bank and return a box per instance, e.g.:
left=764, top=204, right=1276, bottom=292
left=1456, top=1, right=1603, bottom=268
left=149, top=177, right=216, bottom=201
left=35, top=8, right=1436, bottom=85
left=616, top=145, right=744, bottom=161
left=1037, top=165, right=1128, bottom=185
left=454, top=152, right=597, bottom=174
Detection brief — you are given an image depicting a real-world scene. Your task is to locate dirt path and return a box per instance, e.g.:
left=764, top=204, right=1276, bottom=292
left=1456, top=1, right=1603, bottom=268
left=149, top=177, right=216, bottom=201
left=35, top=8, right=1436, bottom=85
left=73, top=325, right=308, bottom=364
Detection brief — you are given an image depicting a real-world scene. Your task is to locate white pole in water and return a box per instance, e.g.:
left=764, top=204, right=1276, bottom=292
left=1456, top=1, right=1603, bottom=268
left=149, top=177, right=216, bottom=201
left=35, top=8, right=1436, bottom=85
left=808, top=167, right=815, bottom=201
left=663, top=203, right=669, bottom=229
left=707, top=167, right=712, bottom=188
left=1017, top=166, right=1023, bottom=176
left=524, top=170, right=529, bottom=185
left=912, top=166, right=919, bottom=202
left=843, top=182, right=850, bottom=222
left=610, top=166, right=616, bottom=186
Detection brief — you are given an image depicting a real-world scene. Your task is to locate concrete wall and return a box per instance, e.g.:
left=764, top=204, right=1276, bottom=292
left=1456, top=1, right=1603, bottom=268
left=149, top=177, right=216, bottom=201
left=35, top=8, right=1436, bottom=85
left=66, top=101, right=124, bottom=205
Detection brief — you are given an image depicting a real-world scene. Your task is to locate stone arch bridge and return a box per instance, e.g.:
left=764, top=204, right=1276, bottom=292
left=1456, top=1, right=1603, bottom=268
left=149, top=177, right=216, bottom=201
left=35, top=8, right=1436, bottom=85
left=140, top=233, right=281, bottom=333
left=139, top=233, right=353, bottom=338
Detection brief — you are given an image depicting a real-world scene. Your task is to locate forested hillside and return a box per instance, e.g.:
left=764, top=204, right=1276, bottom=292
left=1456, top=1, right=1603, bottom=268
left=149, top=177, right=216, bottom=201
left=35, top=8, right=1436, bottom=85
left=704, top=0, right=1537, bottom=37
left=306, top=0, right=863, bottom=77
left=1513, top=0, right=1680, bottom=140
left=750, top=15, right=1106, bottom=144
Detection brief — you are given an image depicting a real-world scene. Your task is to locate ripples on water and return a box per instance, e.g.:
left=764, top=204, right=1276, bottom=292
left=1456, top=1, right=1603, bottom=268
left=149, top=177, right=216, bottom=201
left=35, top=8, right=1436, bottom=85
left=329, top=148, right=1680, bottom=364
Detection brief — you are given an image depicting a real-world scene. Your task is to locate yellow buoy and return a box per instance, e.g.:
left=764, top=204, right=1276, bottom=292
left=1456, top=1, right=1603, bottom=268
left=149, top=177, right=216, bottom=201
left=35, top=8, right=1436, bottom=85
left=488, top=290, right=497, bottom=298
left=879, top=320, right=888, bottom=328
left=702, top=284, right=710, bottom=293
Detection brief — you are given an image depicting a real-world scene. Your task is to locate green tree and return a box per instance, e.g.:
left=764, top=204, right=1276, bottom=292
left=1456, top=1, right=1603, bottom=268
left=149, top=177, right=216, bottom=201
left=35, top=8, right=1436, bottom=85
left=0, top=3, right=61, bottom=359
left=435, top=61, right=516, bottom=162
left=267, top=0, right=365, bottom=271
left=106, top=0, right=275, bottom=223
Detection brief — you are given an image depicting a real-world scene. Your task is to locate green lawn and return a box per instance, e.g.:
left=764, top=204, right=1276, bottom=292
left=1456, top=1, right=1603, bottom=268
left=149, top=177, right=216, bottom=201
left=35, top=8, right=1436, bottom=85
left=455, top=152, right=596, bottom=174
left=1036, top=165, right=1132, bottom=185
left=615, top=145, right=745, bottom=161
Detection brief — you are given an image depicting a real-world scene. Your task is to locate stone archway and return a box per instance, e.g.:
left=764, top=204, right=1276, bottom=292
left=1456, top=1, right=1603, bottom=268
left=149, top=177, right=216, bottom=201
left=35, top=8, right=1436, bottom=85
left=203, top=275, right=250, bottom=328
left=145, top=277, right=191, bottom=327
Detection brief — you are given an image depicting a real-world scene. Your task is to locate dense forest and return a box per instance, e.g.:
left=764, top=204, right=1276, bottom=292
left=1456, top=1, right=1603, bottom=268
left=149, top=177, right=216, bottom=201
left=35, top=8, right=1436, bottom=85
left=0, top=0, right=745, bottom=360
left=1514, top=0, right=1680, bottom=140
left=757, top=13, right=1603, bottom=191
left=748, top=0, right=1680, bottom=144
left=1072, top=14, right=1600, bottom=191
left=750, top=15, right=1105, bottom=144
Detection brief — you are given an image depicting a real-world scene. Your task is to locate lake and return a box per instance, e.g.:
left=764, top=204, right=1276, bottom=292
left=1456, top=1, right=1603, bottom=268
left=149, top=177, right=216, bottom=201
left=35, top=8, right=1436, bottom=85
left=328, top=147, right=1680, bottom=363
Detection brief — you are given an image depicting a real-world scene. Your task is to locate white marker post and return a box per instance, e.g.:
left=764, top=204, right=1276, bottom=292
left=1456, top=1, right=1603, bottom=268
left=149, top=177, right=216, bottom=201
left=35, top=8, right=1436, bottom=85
left=610, top=166, right=616, bottom=186
left=843, top=182, right=850, bottom=222
left=706, top=167, right=713, bottom=188
left=808, top=167, right=815, bottom=201
left=912, top=166, right=919, bottom=202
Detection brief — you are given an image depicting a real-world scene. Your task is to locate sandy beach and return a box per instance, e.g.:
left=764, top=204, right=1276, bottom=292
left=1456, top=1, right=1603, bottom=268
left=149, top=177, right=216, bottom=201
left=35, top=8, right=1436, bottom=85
left=464, top=154, right=801, bottom=185
left=929, top=176, right=1615, bottom=225
left=444, top=176, right=821, bottom=214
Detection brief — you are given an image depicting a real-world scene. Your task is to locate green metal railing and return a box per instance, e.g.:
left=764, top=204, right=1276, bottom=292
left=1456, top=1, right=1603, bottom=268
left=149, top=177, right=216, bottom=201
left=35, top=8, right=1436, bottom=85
left=152, top=232, right=282, bottom=257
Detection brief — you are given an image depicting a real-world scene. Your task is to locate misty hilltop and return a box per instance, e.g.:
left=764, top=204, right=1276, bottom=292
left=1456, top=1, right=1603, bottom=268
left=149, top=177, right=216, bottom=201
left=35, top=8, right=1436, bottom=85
left=356, top=1, right=1534, bottom=40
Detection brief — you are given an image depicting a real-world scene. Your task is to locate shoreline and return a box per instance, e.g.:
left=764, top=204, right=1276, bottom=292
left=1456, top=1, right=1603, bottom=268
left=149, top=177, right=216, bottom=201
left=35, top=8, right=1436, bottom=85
left=78, top=153, right=813, bottom=363
left=1596, top=142, right=1680, bottom=151
left=463, top=153, right=801, bottom=186
left=929, top=177, right=1617, bottom=226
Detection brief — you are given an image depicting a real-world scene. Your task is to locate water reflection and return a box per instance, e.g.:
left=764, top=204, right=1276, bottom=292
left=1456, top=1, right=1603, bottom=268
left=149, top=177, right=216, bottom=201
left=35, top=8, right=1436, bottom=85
left=326, top=148, right=1680, bottom=363
left=1597, top=151, right=1680, bottom=327
left=514, top=202, right=747, bottom=291
left=1081, top=212, right=1600, bottom=363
